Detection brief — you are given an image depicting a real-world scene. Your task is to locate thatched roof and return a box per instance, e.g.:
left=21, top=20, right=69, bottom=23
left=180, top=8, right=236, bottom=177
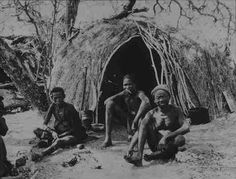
left=51, top=19, right=236, bottom=121
left=51, top=20, right=141, bottom=111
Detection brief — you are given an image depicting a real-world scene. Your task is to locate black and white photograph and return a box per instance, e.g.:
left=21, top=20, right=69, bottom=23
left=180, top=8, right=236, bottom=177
left=0, top=0, right=236, bottom=178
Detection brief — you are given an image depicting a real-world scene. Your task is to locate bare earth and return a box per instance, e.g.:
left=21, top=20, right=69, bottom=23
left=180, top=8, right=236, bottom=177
left=2, top=110, right=236, bottom=179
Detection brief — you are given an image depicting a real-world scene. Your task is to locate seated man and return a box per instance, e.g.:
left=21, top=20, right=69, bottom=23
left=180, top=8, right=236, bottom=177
left=102, top=74, right=151, bottom=147
left=0, top=96, right=12, bottom=177
left=32, top=87, right=87, bottom=161
left=124, top=84, right=190, bottom=166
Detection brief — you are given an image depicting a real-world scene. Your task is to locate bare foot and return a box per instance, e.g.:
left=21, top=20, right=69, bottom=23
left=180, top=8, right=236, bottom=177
left=101, top=140, right=112, bottom=148
left=124, top=150, right=134, bottom=160
left=143, top=153, right=157, bottom=161
left=124, top=155, right=142, bottom=167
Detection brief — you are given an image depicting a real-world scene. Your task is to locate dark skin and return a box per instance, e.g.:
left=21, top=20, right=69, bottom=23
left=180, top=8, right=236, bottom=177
left=102, top=77, right=150, bottom=147
left=33, top=91, right=78, bottom=160
left=125, top=89, right=190, bottom=166
left=43, top=92, right=72, bottom=138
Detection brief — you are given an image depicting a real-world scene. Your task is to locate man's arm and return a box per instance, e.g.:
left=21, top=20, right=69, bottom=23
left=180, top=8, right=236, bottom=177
left=104, top=91, right=126, bottom=105
left=163, top=108, right=190, bottom=142
left=132, top=91, right=151, bottom=130
left=43, top=103, right=54, bottom=126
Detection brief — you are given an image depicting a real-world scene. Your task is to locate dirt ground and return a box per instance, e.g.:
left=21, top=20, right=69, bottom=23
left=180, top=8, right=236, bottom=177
left=2, top=110, right=236, bottom=179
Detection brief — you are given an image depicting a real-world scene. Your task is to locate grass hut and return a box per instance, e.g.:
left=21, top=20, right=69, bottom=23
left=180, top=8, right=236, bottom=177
left=51, top=19, right=236, bottom=123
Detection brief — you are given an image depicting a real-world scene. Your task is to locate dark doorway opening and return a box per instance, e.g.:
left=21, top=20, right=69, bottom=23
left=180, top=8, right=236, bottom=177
left=98, top=37, right=161, bottom=123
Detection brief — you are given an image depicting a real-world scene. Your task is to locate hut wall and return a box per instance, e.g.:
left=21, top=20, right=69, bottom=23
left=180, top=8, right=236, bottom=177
left=178, top=43, right=236, bottom=116
left=51, top=20, right=139, bottom=112
left=51, top=19, right=236, bottom=118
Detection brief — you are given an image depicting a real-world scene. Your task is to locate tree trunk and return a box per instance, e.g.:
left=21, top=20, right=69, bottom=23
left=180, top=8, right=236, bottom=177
left=0, top=38, right=48, bottom=112
left=65, top=0, right=80, bottom=39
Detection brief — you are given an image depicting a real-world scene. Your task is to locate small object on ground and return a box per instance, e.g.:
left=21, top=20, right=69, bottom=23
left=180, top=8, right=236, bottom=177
left=62, top=156, right=78, bottom=167
left=81, top=110, right=93, bottom=130
left=68, top=156, right=77, bottom=166
left=31, top=152, right=43, bottom=162
left=77, top=144, right=85, bottom=150
left=15, top=155, right=28, bottom=168
left=61, top=162, right=68, bottom=167
left=94, top=165, right=102, bottom=169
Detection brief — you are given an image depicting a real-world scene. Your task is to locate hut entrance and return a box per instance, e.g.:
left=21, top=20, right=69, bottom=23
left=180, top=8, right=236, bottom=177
left=98, top=36, right=160, bottom=123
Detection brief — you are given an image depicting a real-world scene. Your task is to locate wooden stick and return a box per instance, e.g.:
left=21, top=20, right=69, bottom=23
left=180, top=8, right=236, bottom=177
left=0, top=82, right=14, bottom=89
left=135, top=22, right=160, bottom=85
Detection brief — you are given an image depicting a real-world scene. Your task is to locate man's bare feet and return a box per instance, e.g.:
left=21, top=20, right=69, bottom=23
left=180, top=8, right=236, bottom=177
left=101, top=140, right=112, bottom=148
left=124, top=155, right=142, bottom=167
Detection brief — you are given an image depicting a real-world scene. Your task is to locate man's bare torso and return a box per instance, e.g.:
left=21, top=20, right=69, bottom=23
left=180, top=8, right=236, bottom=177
left=123, top=91, right=142, bottom=115
left=150, top=105, right=181, bottom=132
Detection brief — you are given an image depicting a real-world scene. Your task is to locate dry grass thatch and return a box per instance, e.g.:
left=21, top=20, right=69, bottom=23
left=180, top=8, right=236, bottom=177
left=51, top=19, right=236, bottom=122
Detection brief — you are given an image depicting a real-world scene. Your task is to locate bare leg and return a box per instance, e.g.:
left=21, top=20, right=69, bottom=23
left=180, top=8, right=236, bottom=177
left=42, top=135, right=77, bottom=156
left=136, top=118, right=150, bottom=160
left=31, top=135, right=77, bottom=162
left=144, top=135, right=186, bottom=161
left=126, top=131, right=138, bottom=156
left=124, top=118, right=151, bottom=166
left=102, top=100, right=115, bottom=147
left=102, top=100, right=128, bottom=147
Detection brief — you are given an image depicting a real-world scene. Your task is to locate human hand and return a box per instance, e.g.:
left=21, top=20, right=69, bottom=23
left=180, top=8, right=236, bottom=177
left=131, top=120, right=138, bottom=132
